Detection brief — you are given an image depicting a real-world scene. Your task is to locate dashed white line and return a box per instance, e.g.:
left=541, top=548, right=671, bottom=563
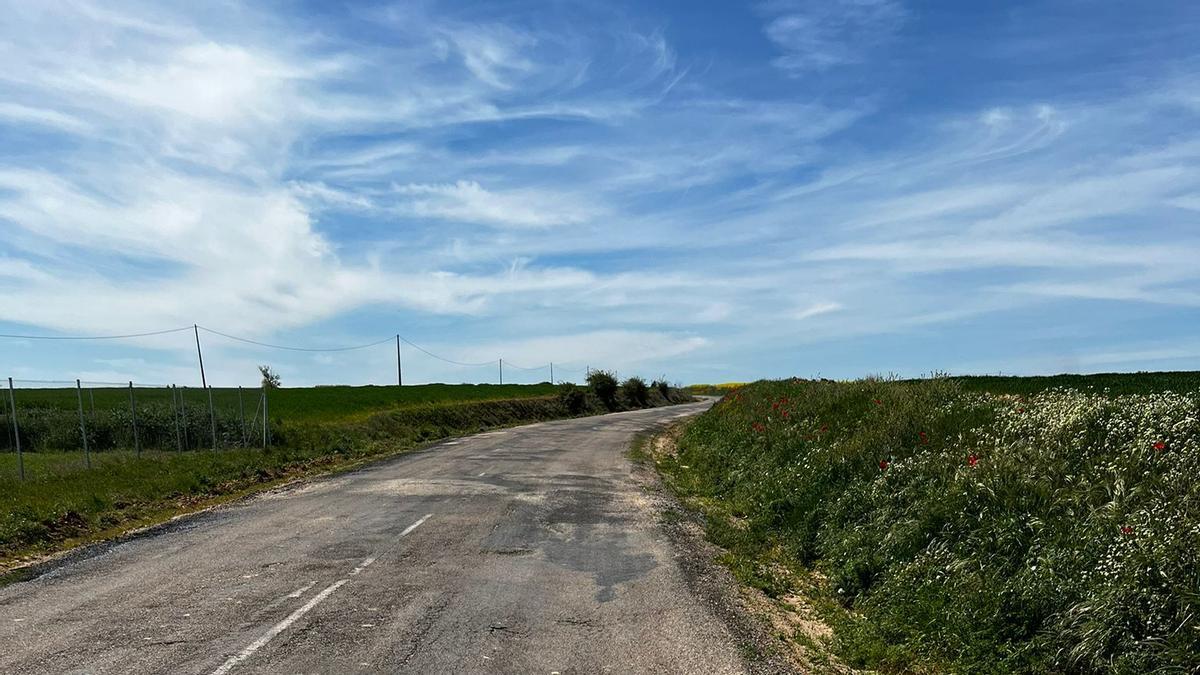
left=399, top=514, right=432, bottom=537
left=210, top=579, right=348, bottom=675
left=210, top=514, right=432, bottom=675
left=285, top=582, right=316, bottom=599
left=348, top=557, right=376, bottom=576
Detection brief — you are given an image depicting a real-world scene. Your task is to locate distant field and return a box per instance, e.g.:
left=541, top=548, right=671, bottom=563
left=7, top=382, right=557, bottom=423
left=659, top=372, right=1200, bottom=673
left=1, top=383, right=558, bottom=455
left=949, top=370, right=1200, bottom=395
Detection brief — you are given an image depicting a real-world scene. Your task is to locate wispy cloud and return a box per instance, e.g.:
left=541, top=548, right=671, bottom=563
left=760, top=0, right=907, bottom=73
left=0, top=0, right=1197, bottom=384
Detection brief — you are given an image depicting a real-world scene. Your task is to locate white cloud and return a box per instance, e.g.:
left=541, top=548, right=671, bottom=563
left=761, top=0, right=907, bottom=73
left=395, top=181, right=596, bottom=228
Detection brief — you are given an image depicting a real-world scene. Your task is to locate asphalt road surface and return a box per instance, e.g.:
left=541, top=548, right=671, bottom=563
left=0, top=400, right=753, bottom=674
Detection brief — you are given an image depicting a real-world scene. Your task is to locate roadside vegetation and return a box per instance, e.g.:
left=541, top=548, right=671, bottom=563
left=658, top=373, right=1200, bottom=673
left=1, top=377, right=690, bottom=571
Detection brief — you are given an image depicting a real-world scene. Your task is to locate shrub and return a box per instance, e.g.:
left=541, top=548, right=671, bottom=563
left=652, top=378, right=671, bottom=400
left=622, top=377, right=650, bottom=408
left=587, top=370, right=620, bottom=411
left=557, top=382, right=588, bottom=415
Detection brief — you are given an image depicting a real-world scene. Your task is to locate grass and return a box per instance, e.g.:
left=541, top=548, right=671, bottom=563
left=657, top=372, right=1200, bottom=673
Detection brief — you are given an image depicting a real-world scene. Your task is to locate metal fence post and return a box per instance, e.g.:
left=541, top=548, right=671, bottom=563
left=261, top=386, right=268, bottom=450
left=180, top=386, right=189, bottom=451
left=207, top=385, right=217, bottom=451
left=128, top=381, right=141, bottom=457
left=171, top=384, right=183, bottom=452
left=76, top=379, right=91, bottom=469
left=7, top=378, right=23, bottom=481
left=238, top=386, right=246, bottom=447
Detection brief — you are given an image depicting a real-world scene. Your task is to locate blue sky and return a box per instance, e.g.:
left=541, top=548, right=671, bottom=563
left=1, top=0, right=1198, bottom=387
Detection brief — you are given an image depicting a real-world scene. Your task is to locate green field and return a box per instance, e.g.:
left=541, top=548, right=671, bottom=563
left=658, top=372, right=1200, bottom=673
left=1, top=383, right=557, bottom=456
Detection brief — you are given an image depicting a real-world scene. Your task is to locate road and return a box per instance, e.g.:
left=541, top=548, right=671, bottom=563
left=0, top=400, right=752, bottom=674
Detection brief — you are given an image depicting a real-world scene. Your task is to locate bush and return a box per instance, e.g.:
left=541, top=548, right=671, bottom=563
left=622, top=377, right=650, bottom=408
left=587, top=370, right=620, bottom=411
left=557, top=383, right=588, bottom=415
left=652, top=379, right=671, bottom=400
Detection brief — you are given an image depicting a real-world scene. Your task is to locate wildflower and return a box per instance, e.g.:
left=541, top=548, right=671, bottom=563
left=879, top=459, right=889, bottom=471
left=820, top=424, right=829, bottom=433
left=872, top=398, right=882, bottom=405
left=752, top=422, right=766, bottom=433
left=919, top=431, right=929, bottom=444
left=1121, top=525, right=1134, bottom=535
left=968, top=454, right=979, bottom=467
left=781, top=410, right=790, bottom=419
left=1153, top=441, right=1166, bottom=451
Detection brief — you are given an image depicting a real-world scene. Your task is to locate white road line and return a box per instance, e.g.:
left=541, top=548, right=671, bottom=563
left=210, top=579, right=348, bottom=675
left=285, top=581, right=316, bottom=599
left=443, top=441, right=460, bottom=445
left=212, top=514, right=432, bottom=674
left=400, top=514, right=432, bottom=537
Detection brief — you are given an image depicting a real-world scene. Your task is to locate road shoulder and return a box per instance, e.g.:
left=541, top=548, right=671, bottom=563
left=628, top=423, right=853, bottom=675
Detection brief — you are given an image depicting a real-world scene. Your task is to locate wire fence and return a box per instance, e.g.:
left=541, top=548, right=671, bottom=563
left=1, top=377, right=272, bottom=480
left=1, top=323, right=595, bottom=480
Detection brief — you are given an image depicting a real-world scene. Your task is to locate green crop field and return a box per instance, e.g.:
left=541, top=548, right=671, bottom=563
left=656, top=372, right=1200, bottom=673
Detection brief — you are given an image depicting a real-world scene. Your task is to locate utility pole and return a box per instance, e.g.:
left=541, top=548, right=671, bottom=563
left=194, top=324, right=207, bottom=388
left=550, top=362, right=554, bottom=384
left=499, top=359, right=503, bottom=385
left=396, top=334, right=403, bottom=386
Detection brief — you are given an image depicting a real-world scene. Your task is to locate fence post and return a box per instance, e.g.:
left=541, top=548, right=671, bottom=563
left=261, top=386, right=268, bottom=449
left=238, top=386, right=246, bottom=447
left=171, top=385, right=183, bottom=452
left=128, top=381, right=141, bottom=457
left=7, top=378, right=22, bottom=481
left=180, top=386, right=189, bottom=451
left=207, top=385, right=217, bottom=451
left=76, top=379, right=91, bottom=469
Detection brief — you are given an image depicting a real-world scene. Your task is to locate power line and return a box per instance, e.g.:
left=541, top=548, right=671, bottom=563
left=398, top=337, right=497, bottom=368
left=0, top=326, right=193, bottom=341
left=197, top=326, right=393, bottom=353
left=504, top=360, right=549, bottom=371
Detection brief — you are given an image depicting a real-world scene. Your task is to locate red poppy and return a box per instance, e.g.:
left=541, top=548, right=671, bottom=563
left=872, top=398, right=882, bottom=405
left=1153, top=441, right=1166, bottom=451
left=879, top=460, right=889, bottom=470
left=1121, top=525, right=1134, bottom=535
left=781, top=410, right=790, bottom=419
left=752, top=422, right=766, bottom=433
left=968, top=454, right=979, bottom=467
left=919, top=431, right=929, bottom=444
left=820, top=425, right=829, bottom=433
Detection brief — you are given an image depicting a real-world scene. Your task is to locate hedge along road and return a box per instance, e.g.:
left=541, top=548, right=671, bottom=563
left=0, top=399, right=749, bottom=674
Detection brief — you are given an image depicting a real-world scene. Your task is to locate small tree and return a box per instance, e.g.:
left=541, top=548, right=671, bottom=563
left=259, top=365, right=281, bottom=389
left=587, top=370, right=620, bottom=411
left=652, top=378, right=671, bottom=400
left=622, top=376, right=650, bottom=408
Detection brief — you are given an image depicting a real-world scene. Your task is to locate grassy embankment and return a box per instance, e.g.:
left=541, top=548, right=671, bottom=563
left=1, top=380, right=688, bottom=571
left=659, top=373, right=1200, bottom=673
